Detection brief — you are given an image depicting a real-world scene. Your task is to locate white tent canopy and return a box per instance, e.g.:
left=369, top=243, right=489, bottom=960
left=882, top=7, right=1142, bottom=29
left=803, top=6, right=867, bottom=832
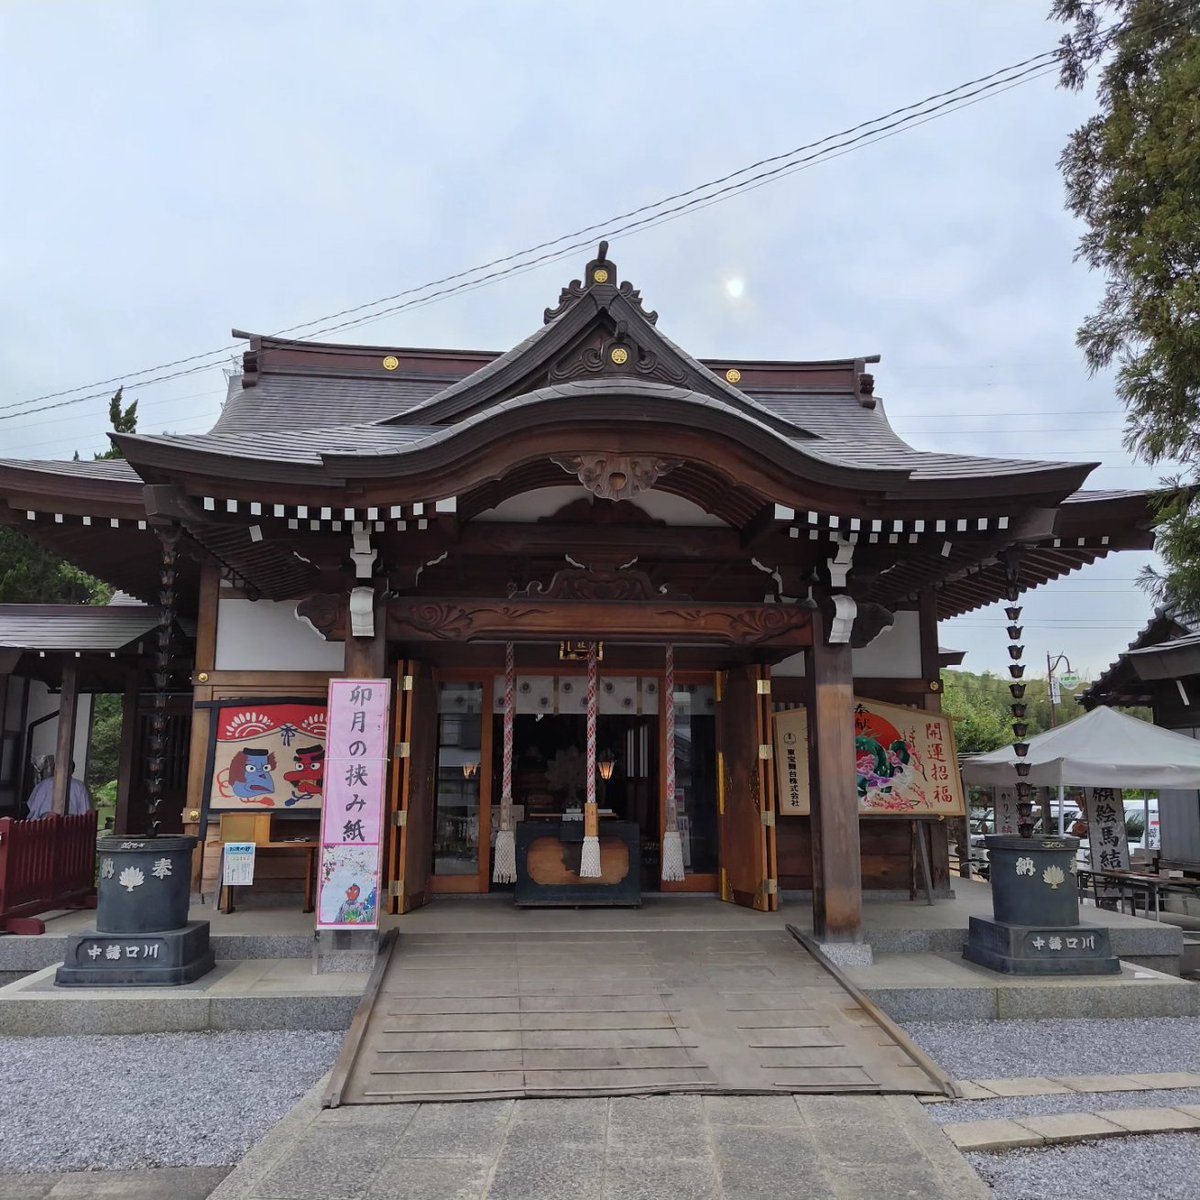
left=960, top=705, right=1200, bottom=789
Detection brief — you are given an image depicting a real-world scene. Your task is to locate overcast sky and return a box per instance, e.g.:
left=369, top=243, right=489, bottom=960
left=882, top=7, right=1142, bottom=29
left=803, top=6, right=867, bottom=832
left=0, top=1, right=1170, bottom=681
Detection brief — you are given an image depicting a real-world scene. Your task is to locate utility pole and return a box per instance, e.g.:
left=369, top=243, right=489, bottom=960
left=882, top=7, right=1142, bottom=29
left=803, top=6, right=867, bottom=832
left=1046, top=651, right=1077, bottom=728
left=1046, top=651, right=1079, bottom=833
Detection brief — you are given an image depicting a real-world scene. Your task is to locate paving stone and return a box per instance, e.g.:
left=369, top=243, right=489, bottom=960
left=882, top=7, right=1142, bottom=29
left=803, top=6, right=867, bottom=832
left=702, top=1095, right=802, bottom=1126
left=507, top=1097, right=608, bottom=1142
left=255, top=1128, right=402, bottom=1199
left=48, top=1168, right=232, bottom=1198
left=972, top=1076, right=1072, bottom=1097
left=832, top=1161, right=979, bottom=1200
left=0, top=1176, right=54, bottom=1200
left=808, top=1121, right=926, bottom=1168
left=1014, top=1111, right=1124, bottom=1143
left=486, top=1146, right=605, bottom=1200
left=793, top=1094, right=889, bottom=1129
left=1128, top=1071, right=1200, bottom=1089
left=607, top=1095, right=708, bottom=1157
left=941, top=1119, right=1045, bottom=1152
left=361, top=1154, right=492, bottom=1200
left=1175, top=1104, right=1200, bottom=1119
left=603, top=1155, right=721, bottom=1200
left=710, top=1125, right=832, bottom=1199
left=1054, top=1074, right=1153, bottom=1093
left=392, top=1100, right=514, bottom=1158
left=1105, top=1106, right=1200, bottom=1132
left=950, top=1081, right=1000, bottom=1100
left=313, top=1105, right=419, bottom=1130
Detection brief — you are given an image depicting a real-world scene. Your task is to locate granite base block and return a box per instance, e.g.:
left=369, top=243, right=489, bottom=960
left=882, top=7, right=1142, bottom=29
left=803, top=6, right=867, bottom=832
left=55, top=921, right=216, bottom=987
left=963, top=916, right=1120, bottom=976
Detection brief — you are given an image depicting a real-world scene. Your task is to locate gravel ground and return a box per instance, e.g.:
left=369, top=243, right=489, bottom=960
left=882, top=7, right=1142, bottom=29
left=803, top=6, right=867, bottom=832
left=928, top=1085, right=1200, bottom=1125
left=903, top=1016, right=1200, bottom=1079
left=967, top=1132, right=1200, bottom=1200
left=0, top=1031, right=341, bottom=1174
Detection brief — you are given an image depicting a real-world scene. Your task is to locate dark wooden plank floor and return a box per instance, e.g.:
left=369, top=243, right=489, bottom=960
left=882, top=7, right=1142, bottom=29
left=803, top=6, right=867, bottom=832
left=339, top=930, right=943, bottom=1104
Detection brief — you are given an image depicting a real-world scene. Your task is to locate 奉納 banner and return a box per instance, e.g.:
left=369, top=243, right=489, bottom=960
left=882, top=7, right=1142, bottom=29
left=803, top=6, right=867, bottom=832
left=316, top=678, right=392, bottom=930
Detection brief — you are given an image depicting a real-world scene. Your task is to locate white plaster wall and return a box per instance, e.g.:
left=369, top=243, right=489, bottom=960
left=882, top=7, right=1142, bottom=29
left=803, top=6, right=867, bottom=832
left=24, top=679, right=92, bottom=773
left=215, top=598, right=346, bottom=671
left=772, top=609, right=924, bottom=679
left=474, top=485, right=727, bottom=527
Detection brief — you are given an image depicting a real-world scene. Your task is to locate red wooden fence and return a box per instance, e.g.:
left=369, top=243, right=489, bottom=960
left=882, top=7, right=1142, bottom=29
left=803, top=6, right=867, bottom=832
left=0, top=813, right=98, bottom=934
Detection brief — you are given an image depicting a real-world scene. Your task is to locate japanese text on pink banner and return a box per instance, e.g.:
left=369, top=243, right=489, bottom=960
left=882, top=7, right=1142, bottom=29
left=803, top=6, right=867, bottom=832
left=317, top=678, right=391, bottom=930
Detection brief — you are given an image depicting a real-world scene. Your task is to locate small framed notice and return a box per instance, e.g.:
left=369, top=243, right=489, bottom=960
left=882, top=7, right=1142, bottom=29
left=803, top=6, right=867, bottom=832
left=222, top=841, right=256, bottom=886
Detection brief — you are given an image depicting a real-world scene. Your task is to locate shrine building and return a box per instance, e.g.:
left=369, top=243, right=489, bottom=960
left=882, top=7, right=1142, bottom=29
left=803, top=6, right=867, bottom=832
left=0, top=245, right=1159, bottom=947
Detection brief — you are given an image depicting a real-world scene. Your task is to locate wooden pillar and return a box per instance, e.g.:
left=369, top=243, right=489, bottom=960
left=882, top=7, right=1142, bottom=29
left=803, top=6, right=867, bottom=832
left=806, top=613, right=862, bottom=942
left=51, top=658, right=80, bottom=816
left=114, top=665, right=140, bottom=835
left=343, top=588, right=386, bottom=678
left=918, top=588, right=952, bottom=887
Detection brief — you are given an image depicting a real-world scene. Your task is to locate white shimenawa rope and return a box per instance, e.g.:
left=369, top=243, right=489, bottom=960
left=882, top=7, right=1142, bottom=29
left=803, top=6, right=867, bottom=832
left=492, top=641, right=517, bottom=883
left=579, top=641, right=602, bottom=877
left=661, top=643, right=685, bottom=882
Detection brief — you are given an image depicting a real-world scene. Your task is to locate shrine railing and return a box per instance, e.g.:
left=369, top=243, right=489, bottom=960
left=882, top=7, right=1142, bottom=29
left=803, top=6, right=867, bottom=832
left=0, top=812, right=98, bottom=934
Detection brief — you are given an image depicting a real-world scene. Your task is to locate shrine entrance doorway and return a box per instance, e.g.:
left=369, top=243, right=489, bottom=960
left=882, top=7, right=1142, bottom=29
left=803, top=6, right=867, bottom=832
left=385, top=647, right=776, bottom=910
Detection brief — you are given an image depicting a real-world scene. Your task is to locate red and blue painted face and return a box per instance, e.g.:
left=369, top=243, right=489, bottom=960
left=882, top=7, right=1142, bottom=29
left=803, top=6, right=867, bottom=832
left=284, top=746, right=324, bottom=796
left=231, top=748, right=276, bottom=799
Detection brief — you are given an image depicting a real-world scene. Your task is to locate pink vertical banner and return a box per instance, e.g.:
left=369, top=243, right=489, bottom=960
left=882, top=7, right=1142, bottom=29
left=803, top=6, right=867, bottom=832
left=317, top=678, right=392, bottom=930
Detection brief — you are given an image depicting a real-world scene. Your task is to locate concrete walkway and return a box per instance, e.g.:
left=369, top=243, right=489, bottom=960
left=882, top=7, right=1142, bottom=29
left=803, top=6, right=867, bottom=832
left=208, top=1082, right=990, bottom=1200
left=0, top=1166, right=229, bottom=1199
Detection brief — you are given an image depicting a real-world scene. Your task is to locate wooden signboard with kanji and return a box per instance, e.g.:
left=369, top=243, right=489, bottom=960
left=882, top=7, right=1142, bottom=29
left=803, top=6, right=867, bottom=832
left=773, top=698, right=965, bottom=818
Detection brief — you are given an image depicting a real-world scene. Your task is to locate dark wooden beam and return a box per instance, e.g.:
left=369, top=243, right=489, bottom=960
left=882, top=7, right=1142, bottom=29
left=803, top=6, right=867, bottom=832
left=385, top=596, right=813, bottom=647
left=805, top=613, right=862, bottom=943
left=51, top=659, right=80, bottom=816
left=114, top=665, right=140, bottom=835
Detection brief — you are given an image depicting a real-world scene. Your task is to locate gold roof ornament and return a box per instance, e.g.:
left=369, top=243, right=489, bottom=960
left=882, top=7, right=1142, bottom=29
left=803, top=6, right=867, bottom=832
left=382, top=355, right=399, bottom=371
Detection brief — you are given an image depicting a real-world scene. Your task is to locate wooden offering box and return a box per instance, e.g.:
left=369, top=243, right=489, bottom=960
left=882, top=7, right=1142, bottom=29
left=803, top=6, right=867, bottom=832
left=514, top=819, right=641, bottom=907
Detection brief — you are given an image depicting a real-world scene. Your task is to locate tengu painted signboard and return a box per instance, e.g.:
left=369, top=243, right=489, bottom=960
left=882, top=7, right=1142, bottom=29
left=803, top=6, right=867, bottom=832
left=205, top=700, right=327, bottom=812
left=772, top=698, right=965, bottom=818
left=316, top=678, right=391, bottom=930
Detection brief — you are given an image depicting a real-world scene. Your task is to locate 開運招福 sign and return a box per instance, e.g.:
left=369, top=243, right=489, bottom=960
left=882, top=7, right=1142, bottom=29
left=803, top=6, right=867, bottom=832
left=773, top=697, right=965, bottom=818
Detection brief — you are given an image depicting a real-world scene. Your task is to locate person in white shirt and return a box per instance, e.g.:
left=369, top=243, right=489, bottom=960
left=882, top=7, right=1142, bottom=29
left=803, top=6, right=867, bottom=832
left=26, top=758, right=92, bottom=819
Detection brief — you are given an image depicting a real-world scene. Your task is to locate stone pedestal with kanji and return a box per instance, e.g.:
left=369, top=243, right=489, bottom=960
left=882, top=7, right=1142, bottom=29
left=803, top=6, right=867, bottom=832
left=963, top=835, right=1119, bottom=975
left=55, top=836, right=215, bottom=987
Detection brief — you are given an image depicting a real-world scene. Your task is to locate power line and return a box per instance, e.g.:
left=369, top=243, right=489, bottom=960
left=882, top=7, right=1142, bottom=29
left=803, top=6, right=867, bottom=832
left=1, top=50, right=1064, bottom=423
left=6, top=5, right=1189, bottom=429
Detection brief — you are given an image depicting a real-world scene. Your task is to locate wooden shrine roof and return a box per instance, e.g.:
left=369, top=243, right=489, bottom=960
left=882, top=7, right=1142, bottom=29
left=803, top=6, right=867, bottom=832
left=0, top=244, right=1163, bottom=620
left=1082, top=608, right=1197, bottom=708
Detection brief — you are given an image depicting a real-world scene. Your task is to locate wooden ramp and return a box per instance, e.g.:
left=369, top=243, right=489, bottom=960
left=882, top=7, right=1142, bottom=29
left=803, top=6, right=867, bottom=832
left=329, top=928, right=950, bottom=1105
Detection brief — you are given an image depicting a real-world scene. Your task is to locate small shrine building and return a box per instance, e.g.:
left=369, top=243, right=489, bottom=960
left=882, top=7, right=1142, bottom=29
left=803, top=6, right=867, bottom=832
left=0, top=245, right=1159, bottom=947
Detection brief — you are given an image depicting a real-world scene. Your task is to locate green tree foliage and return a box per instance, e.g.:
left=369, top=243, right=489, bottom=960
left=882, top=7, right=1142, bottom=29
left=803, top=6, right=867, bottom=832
left=1053, top=1, right=1200, bottom=609
left=941, top=670, right=1090, bottom=753
left=94, top=386, right=137, bottom=460
left=0, top=529, right=110, bottom=604
left=2, top=386, right=138, bottom=603
left=86, top=693, right=122, bottom=786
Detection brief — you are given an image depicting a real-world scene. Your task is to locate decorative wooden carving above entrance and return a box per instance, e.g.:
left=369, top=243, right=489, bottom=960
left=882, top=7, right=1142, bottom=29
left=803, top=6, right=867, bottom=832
left=550, top=454, right=682, bottom=502
left=386, top=596, right=812, bottom=647
left=508, top=568, right=687, bottom=603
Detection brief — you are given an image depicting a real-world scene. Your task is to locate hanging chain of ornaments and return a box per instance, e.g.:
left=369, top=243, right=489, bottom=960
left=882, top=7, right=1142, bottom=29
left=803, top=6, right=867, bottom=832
left=1003, top=556, right=1034, bottom=837
left=146, top=525, right=181, bottom=837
